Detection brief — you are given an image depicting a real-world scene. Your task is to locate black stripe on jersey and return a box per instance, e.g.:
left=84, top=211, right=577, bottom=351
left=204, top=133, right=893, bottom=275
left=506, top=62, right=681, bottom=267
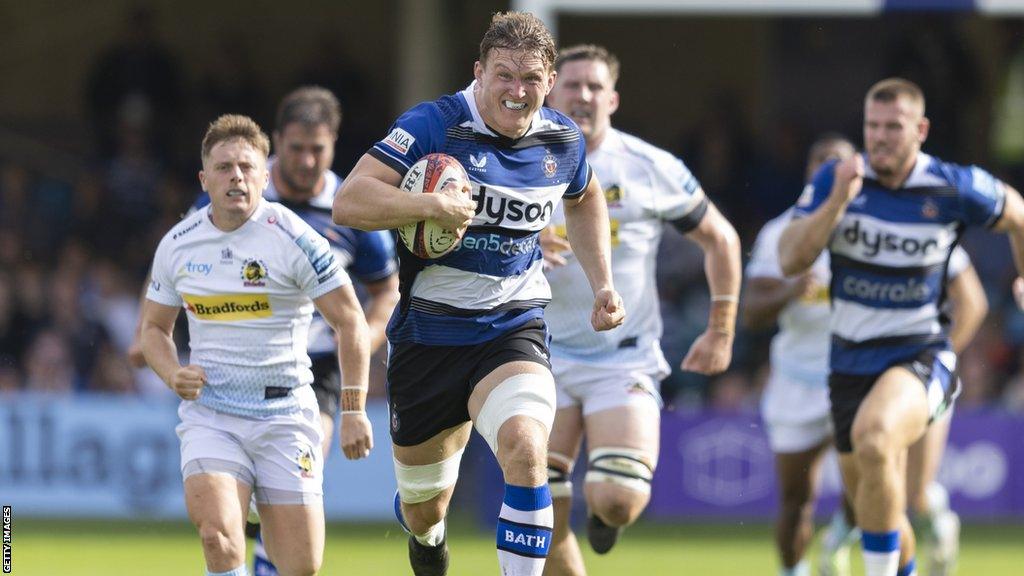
left=830, top=254, right=945, bottom=277
left=861, top=180, right=959, bottom=197
left=369, top=147, right=411, bottom=176
left=563, top=166, right=593, bottom=200
left=445, top=126, right=580, bottom=149
left=832, top=333, right=947, bottom=350
left=409, top=297, right=550, bottom=317
left=669, top=197, right=709, bottom=234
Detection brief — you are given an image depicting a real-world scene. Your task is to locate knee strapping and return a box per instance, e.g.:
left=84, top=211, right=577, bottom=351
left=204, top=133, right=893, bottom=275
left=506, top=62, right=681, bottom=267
left=393, top=447, right=465, bottom=504
left=547, top=451, right=575, bottom=499
left=585, top=447, right=653, bottom=495
left=475, top=373, right=556, bottom=454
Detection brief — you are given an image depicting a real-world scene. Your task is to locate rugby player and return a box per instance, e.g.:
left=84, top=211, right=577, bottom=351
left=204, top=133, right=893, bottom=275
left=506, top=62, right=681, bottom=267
left=333, top=13, right=625, bottom=576
left=541, top=44, right=740, bottom=576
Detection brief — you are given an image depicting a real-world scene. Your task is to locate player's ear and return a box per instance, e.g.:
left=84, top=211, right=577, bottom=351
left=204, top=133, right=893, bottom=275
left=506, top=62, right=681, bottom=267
left=473, top=61, right=484, bottom=84
left=198, top=170, right=207, bottom=192
left=609, top=90, right=620, bottom=116
left=918, top=115, right=930, bottom=144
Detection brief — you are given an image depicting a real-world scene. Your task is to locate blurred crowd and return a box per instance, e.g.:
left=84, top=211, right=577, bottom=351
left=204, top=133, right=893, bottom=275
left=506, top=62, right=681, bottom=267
left=5, top=9, right=1024, bottom=414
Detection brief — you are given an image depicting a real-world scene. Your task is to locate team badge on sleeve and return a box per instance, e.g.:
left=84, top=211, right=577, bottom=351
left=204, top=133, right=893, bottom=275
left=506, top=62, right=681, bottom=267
left=384, top=127, right=416, bottom=155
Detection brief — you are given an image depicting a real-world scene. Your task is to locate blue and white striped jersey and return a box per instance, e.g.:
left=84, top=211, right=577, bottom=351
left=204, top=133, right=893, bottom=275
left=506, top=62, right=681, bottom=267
left=370, top=83, right=592, bottom=346
left=193, top=161, right=397, bottom=356
left=792, top=152, right=1005, bottom=375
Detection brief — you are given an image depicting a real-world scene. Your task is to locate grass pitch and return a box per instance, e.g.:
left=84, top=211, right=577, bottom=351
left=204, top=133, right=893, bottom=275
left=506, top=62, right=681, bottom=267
left=8, top=518, right=1023, bottom=575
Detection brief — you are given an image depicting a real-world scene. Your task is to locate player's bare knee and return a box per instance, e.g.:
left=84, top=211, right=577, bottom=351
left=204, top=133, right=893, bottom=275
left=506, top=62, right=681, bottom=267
left=196, top=521, right=240, bottom=559
left=852, top=427, right=894, bottom=465
left=403, top=498, right=447, bottom=533
left=496, top=416, right=547, bottom=474
left=585, top=447, right=653, bottom=526
left=593, top=493, right=641, bottom=527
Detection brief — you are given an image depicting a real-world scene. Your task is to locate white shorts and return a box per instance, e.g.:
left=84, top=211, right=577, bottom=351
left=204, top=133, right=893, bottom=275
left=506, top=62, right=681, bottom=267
left=551, top=356, right=666, bottom=416
left=176, top=385, right=324, bottom=504
left=761, top=371, right=833, bottom=454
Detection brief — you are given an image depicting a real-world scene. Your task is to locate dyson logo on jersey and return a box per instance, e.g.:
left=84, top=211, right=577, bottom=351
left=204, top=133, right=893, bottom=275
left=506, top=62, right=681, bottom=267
left=472, top=185, right=554, bottom=226
left=841, top=219, right=939, bottom=257
left=841, top=276, right=932, bottom=303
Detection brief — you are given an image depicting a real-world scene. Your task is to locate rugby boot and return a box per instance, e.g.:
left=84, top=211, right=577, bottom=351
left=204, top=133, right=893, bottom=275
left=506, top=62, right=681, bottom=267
left=408, top=534, right=449, bottom=576
left=587, top=514, right=622, bottom=555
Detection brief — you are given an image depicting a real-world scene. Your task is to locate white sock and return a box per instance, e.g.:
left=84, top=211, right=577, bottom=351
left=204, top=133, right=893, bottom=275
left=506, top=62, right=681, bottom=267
left=861, top=530, right=900, bottom=576
left=414, top=520, right=446, bottom=547
left=496, top=484, right=553, bottom=576
left=779, top=559, right=809, bottom=576
left=207, top=565, right=248, bottom=576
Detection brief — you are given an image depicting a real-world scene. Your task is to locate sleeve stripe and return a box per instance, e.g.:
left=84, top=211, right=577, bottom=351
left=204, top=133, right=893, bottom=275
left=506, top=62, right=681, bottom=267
left=563, top=165, right=593, bottom=199
left=369, top=147, right=412, bottom=176
left=669, top=197, right=710, bottom=234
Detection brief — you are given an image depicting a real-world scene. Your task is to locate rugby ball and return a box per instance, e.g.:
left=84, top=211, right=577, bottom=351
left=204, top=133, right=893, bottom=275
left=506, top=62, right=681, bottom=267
left=398, top=153, right=471, bottom=259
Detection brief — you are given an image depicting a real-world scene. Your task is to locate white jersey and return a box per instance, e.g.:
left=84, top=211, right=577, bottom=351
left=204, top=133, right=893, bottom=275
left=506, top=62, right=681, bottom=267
left=147, top=200, right=350, bottom=418
left=545, top=128, right=707, bottom=370
left=747, top=209, right=972, bottom=388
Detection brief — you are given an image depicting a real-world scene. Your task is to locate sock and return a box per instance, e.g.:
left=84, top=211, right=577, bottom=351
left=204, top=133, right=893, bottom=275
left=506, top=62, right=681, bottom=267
left=252, top=531, right=278, bottom=576
left=779, top=559, right=810, bottom=576
left=414, top=520, right=446, bottom=547
left=394, top=491, right=446, bottom=547
left=896, top=557, right=917, bottom=576
left=496, top=484, right=554, bottom=576
left=207, top=566, right=248, bottom=576
left=862, top=530, right=901, bottom=576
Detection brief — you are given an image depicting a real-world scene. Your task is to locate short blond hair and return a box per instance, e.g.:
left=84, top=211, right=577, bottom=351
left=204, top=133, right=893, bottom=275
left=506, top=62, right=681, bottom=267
left=479, top=11, right=557, bottom=70
left=201, top=114, right=271, bottom=161
left=866, top=78, right=926, bottom=115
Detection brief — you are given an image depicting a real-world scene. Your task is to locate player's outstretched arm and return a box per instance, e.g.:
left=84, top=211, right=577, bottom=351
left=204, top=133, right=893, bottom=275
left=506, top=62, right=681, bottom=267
left=562, top=174, right=624, bottom=332
left=946, top=263, right=988, bottom=354
left=333, top=154, right=475, bottom=232
left=140, top=299, right=206, bottom=400
left=315, top=284, right=373, bottom=460
left=779, top=155, right=864, bottom=277
left=681, top=202, right=740, bottom=375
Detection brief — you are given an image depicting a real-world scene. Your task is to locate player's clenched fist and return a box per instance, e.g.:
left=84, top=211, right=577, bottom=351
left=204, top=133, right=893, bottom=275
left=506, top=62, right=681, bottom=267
left=340, top=413, right=374, bottom=460
left=170, top=365, right=206, bottom=401
left=591, top=288, right=625, bottom=331
left=832, top=154, right=865, bottom=204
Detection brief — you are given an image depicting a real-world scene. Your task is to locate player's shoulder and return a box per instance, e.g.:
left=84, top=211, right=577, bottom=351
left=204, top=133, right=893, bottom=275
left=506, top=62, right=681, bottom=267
left=163, top=207, right=207, bottom=244
left=257, top=201, right=316, bottom=239
left=755, top=208, right=794, bottom=242
left=401, top=91, right=471, bottom=128
left=536, top=106, right=581, bottom=133
left=309, top=169, right=343, bottom=210
left=606, top=128, right=680, bottom=167
left=902, top=152, right=989, bottom=192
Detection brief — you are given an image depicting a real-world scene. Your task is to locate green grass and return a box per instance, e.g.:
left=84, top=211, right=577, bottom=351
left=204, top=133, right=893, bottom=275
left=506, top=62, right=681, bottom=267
left=8, top=519, right=1024, bottom=575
